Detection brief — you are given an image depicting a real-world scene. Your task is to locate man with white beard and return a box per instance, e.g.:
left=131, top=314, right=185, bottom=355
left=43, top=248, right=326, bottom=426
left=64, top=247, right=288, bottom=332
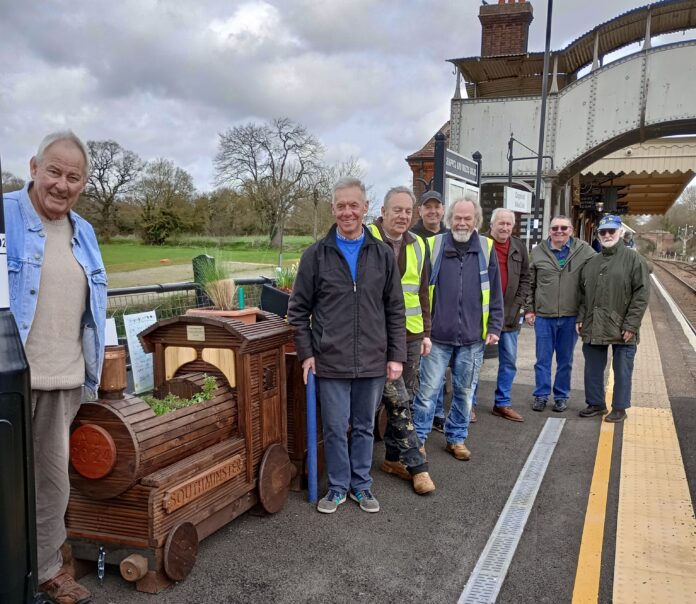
left=576, top=215, right=650, bottom=423
left=412, top=198, right=504, bottom=461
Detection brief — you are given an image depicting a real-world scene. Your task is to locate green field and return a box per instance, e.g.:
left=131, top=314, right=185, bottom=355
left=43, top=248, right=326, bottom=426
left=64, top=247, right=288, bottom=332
left=101, top=236, right=312, bottom=273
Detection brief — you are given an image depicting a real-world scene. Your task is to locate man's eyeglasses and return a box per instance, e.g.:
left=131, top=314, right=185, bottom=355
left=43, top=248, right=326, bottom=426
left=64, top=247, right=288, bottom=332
left=550, top=225, right=570, bottom=232
left=599, top=228, right=617, bottom=235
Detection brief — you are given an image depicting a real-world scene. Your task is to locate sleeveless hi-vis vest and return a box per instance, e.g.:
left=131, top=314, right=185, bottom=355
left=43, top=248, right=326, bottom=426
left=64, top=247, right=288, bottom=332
left=368, top=224, right=426, bottom=334
left=427, top=233, right=495, bottom=340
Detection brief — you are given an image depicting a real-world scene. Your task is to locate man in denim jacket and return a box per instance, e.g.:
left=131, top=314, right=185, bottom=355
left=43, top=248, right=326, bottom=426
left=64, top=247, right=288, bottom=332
left=4, top=130, right=106, bottom=604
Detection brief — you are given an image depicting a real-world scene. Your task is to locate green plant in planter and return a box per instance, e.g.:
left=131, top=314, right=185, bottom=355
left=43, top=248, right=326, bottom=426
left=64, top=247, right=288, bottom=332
left=275, top=263, right=298, bottom=292
left=197, top=258, right=237, bottom=310
left=143, top=375, right=218, bottom=416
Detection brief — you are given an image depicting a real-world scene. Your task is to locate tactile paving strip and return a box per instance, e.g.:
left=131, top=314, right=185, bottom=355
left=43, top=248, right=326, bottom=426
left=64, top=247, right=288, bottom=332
left=613, top=407, right=696, bottom=602
left=458, top=418, right=565, bottom=604
left=631, top=308, right=670, bottom=409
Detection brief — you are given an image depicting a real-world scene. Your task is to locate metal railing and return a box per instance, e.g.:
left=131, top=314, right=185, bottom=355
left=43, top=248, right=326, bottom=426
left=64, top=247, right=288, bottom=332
left=106, top=276, right=277, bottom=369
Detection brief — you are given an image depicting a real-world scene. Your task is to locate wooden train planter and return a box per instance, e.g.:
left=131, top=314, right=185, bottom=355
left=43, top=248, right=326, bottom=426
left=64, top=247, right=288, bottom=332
left=65, top=310, right=295, bottom=593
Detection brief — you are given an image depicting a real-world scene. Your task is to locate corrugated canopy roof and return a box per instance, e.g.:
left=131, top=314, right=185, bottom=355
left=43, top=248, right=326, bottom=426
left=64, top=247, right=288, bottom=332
left=579, top=137, right=696, bottom=214
left=451, top=0, right=696, bottom=97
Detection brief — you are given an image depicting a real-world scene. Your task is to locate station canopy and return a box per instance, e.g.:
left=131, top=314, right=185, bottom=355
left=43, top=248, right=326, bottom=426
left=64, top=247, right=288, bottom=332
left=451, top=0, right=696, bottom=98
left=580, top=137, right=696, bottom=215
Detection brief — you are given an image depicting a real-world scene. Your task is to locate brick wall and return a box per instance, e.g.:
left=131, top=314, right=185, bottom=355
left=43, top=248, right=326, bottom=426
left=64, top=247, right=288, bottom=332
left=479, top=0, right=534, bottom=57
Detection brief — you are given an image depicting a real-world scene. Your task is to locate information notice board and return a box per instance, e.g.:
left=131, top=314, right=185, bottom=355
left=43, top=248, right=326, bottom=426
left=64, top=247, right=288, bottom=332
left=124, top=310, right=157, bottom=394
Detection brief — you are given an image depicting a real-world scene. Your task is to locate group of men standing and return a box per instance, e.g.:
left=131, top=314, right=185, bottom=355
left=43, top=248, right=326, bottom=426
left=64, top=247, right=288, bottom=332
left=288, top=178, right=650, bottom=515
left=3, top=131, right=651, bottom=604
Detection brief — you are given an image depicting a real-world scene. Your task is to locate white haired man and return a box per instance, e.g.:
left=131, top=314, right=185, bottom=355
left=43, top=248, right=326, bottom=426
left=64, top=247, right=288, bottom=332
left=288, top=177, right=406, bottom=513
left=577, top=215, right=650, bottom=422
left=412, top=198, right=504, bottom=461
left=4, top=130, right=106, bottom=604
left=483, top=207, right=531, bottom=421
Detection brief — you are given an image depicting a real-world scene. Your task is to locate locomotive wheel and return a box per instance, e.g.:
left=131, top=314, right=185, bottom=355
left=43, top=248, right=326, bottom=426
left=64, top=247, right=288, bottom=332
left=258, top=443, right=292, bottom=514
left=163, top=522, right=198, bottom=582
left=374, top=403, right=388, bottom=441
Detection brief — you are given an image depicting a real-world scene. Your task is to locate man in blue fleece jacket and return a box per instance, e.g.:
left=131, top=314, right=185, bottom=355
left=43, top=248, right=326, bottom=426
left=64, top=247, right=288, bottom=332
left=412, top=197, right=504, bottom=461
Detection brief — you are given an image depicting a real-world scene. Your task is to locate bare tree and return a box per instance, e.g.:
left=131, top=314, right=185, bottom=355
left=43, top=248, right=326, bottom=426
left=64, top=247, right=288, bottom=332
left=136, top=158, right=195, bottom=245
left=214, top=117, right=323, bottom=246
left=83, top=140, right=143, bottom=238
left=1, top=171, right=25, bottom=193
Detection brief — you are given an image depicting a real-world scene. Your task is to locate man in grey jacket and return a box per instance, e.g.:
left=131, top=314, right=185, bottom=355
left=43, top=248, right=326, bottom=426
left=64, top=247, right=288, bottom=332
left=525, top=215, right=595, bottom=413
left=288, top=177, right=406, bottom=514
left=577, top=215, right=650, bottom=422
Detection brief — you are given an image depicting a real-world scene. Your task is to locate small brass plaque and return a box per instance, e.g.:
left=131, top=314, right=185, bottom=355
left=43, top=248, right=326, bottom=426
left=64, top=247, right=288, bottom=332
left=186, top=325, right=205, bottom=341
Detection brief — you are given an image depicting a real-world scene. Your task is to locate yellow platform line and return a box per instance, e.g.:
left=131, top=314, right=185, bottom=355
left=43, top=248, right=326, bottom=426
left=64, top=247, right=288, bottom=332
left=572, top=374, right=615, bottom=604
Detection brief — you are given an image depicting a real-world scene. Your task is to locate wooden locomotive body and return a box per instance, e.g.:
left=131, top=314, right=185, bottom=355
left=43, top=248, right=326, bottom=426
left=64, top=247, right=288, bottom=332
left=65, top=310, right=294, bottom=593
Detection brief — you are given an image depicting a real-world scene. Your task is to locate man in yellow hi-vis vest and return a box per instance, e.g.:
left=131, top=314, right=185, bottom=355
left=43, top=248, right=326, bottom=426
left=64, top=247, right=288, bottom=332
left=368, top=186, right=435, bottom=495
left=412, top=198, right=504, bottom=462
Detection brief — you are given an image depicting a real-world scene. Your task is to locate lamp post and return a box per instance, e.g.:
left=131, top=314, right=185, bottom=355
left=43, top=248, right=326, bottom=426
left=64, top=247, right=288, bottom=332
left=533, top=0, right=554, bottom=241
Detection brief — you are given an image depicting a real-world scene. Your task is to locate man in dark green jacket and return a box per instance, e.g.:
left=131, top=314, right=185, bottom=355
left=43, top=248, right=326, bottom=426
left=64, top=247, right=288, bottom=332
left=577, top=215, right=650, bottom=422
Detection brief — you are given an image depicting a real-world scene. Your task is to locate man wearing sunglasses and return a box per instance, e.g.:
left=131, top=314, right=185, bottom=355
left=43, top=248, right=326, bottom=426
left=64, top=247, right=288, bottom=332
left=525, top=216, right=595, bottom=413
left=576, top=215, right=650, bottom=422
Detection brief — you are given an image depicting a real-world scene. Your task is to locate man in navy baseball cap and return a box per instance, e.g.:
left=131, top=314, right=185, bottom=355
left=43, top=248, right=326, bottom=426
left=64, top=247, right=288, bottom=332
left=597, top=214, right=622, bottom=231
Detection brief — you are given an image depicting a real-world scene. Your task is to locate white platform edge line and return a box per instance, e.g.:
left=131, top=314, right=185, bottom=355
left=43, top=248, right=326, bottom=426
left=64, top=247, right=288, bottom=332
left=458, top=418, right=566, bottom=604
left=650, top=273, right=696, bottom=353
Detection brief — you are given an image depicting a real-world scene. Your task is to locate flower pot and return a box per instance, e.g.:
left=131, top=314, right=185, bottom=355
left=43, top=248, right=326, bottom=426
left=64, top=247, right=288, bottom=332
left=185, top=307, right=259, bottom=325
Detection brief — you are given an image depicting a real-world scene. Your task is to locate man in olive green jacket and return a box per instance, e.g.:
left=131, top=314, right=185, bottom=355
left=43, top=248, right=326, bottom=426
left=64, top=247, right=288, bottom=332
left=525, top=215, right=595, bottom=413
left=576, top=215, right=650, bottom=422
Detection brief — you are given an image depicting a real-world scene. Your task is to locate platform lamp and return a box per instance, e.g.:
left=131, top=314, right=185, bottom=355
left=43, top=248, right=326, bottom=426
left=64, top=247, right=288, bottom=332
left=0, top=163, right=56, bottom=603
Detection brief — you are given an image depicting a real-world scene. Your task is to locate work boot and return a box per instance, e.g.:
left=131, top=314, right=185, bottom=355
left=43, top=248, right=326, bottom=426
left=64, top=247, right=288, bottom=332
left=413, top=472, right=436, bottom=495
left=40, top=569, right=92, bottom=604
left=381, top=460, right=412, bottom=481
left=446, top=442, right=472, bottom=461
left=605, top=409, right=627, bottom=423
left=579, top=405, right=608, bottom=418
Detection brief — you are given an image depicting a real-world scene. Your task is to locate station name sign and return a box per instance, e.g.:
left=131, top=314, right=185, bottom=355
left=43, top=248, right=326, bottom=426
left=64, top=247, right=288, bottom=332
left=504, top=186, right=532, bottom=214
left=445, top=149, right=478, bottom=185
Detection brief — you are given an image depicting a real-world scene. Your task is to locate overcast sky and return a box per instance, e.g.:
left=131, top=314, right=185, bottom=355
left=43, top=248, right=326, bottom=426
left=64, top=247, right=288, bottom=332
left=0, top=0, right=691, bottom=204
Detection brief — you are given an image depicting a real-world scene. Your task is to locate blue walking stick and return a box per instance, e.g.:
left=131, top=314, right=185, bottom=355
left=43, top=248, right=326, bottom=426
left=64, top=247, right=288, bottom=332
left=306, top=370, right=318, bottom=504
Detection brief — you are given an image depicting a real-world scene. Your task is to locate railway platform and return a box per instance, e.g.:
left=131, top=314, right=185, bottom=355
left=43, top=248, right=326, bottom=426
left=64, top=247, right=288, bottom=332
left=71, top=271, right=696, bottom=603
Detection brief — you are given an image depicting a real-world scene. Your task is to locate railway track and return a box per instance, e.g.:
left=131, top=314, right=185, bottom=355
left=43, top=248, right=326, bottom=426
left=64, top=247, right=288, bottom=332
left=651, top=258, right=696, bottom=331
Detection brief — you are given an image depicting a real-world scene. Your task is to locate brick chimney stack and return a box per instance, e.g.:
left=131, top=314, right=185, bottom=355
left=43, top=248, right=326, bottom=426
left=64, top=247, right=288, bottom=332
left=479, top=0, right=534, bottom=57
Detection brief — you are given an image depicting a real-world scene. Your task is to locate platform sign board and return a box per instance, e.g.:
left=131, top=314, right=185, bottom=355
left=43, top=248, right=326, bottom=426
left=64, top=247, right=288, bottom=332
left=124, top=310, right=157, bottom=394
left=504, top=186, right=532, bottom=214
left=447, top=178, right=479, bottom=204
left=445, top=149, right=478, bottom=185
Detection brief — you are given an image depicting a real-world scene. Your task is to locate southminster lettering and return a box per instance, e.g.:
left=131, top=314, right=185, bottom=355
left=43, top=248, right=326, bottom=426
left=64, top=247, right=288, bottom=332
left=163, top=455, right=244, bottom=513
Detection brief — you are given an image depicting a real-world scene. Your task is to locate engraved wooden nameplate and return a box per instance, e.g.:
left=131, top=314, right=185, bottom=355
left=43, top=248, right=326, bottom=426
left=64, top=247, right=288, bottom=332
left=162, top=454, right=245, bottom=513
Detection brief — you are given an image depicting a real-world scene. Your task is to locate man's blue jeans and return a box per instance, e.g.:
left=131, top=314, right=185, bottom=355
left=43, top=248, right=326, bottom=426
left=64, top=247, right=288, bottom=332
left=413, top=341, right=484, bottom=445
left=472, top=330, right=519, bottom=408
left=317, top=376, right=385, bottom=494
left=533, top=316, right=577, bottom=401
left=582, top=343, right=636, bottom=410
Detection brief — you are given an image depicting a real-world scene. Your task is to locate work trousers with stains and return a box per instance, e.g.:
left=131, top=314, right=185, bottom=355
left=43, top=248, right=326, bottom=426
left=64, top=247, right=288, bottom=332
left=382, top=339, right=428, bottom=475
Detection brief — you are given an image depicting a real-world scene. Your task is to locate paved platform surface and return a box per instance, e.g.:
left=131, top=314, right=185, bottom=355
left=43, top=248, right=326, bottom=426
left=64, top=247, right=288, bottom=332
left=77, top=282, right=696, bottom=604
